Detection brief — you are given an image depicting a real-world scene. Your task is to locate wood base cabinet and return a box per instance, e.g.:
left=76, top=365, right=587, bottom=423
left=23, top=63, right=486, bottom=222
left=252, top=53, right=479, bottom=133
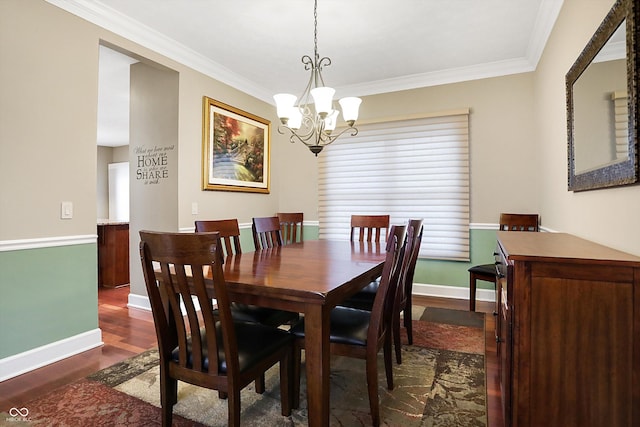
left=97, top=223, right=130, bottom=288
left=495, top=231, right=640, bottom=427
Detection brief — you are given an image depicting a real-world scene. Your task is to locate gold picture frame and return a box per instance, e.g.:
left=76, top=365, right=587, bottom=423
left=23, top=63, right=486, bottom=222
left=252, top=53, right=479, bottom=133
left=202, top=97, right=270, bottom=193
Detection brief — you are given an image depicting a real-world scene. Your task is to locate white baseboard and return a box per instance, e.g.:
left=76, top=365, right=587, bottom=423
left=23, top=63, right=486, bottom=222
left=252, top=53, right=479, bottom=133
left=0, top=328, right=103, bottom=382
left=128, top=292, right=151, bottom=311
left=413, top=282, right=496, bottom=303
left=128, top=292, right=202, bottom=313
left=128, top=284, right=494, bottom=314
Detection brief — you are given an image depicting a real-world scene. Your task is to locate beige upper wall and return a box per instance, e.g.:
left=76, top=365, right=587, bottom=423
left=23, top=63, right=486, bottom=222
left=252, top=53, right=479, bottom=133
left=0, top=0, right=546, bottom=239
left=4, top=0, right=639, bottom=258
left=354, top=73, right=540, bottom=224
left=0, top=0, right=304, bottom=240
left=176, top=71, right=320, bottom=228
left=1, top=1, right=100, bottom=240
left=536, top=0, right=640, bottom=255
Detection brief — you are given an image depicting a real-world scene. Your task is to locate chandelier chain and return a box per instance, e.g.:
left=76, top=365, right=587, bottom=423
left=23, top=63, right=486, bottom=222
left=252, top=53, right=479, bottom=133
left=313, top=0, right=318, bottom=62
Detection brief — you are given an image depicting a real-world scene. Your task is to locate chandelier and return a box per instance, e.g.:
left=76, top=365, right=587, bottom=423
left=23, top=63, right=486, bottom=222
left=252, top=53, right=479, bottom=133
left=273, top=0, right=362, bottom=156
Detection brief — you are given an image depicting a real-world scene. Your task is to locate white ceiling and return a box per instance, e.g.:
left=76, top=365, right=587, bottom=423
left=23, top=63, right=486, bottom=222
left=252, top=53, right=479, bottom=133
left=97, top=46, right=138, bottom=147
left=48, top=0, right=565, bottom=146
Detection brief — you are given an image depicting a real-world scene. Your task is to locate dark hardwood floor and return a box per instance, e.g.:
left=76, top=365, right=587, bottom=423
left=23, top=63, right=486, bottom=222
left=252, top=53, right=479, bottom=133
left=0, top=287, right=503, bottom=426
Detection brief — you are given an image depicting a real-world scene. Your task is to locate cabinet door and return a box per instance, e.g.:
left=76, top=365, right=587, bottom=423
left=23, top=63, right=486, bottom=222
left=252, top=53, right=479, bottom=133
left=497, top=275, right=511, bottom=426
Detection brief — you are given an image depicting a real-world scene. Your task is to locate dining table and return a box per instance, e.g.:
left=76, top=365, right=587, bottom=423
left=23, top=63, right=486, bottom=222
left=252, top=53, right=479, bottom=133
left=219, top=239, right=387, bottom=427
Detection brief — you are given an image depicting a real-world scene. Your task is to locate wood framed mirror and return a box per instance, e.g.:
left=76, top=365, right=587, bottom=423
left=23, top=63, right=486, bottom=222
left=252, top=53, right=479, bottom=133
left=567, top=0, right=639, bottom=191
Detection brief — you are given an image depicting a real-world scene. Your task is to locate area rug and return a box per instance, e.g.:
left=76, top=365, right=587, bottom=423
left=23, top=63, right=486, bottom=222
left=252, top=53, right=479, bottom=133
left=2, top=307, right=486, bottom=427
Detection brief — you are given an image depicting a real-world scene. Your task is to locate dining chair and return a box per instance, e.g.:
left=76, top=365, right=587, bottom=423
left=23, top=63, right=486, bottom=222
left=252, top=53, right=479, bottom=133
left=350, top=214, right=390, bottom=243
left=391, top=219, right=423, bottom=363
left=342, top=214, right=391, bottom=310
left=194, top=219, right=242, bottom=257
left=468, top=213, right=539, bottom=311
left=252, top=216, right=284, bottom=250
left=277, top=212, right=303, bottom=244
left=290, top=224, right=407, bottom=427
left=195, top=219, right=299, bottom=328
left=139, top=231, right=294, bottom=427
left=342, top=219, right=424, bottom=364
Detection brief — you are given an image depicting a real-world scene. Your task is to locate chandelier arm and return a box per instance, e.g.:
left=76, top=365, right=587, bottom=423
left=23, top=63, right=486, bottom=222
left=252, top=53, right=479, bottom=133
left=319, top=126, right=359, bottom=146
left=316, top=57, right=331, bottom=70
left=277, top=125, right=320, bottom=146
left=301, top=55, right=314, bottom=71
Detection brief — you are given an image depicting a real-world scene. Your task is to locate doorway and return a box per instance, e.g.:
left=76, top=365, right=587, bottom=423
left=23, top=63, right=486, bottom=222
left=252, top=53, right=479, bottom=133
left=96, top=43, right=180, bottom=308
left=96, top=45, right=136, bottom=292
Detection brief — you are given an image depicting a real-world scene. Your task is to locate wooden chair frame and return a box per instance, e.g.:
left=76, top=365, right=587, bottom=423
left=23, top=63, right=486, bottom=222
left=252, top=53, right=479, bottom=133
left=291, top=225, right=407, bottom=427
left=391, top=219, right=423, bottom=364
left=252, top=216, right=284, bottom=250
left=139, top=231, right=294, bottom=427
left=350, top=214, right=390, bottom=243
left=277, top=212, right=304, bottom=244
left=195, top=219, right=242, bottom=257
left=468, top=213, right=539, bottom=311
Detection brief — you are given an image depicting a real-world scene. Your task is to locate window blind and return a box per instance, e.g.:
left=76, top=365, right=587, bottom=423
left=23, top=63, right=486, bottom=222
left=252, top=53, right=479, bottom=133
left=613, top=91, right=629, bottom=160
left=318, top=112, right=470, bottom=261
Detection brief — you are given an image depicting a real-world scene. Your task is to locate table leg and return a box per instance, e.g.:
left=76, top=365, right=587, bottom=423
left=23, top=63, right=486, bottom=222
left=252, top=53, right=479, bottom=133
left=304, top=304, right=331, bottom=427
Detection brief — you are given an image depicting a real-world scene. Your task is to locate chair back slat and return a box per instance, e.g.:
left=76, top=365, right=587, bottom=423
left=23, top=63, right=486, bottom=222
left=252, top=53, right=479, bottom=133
left=499, top=213, right=539, bottom=231
left=195, top=219, right=242, bottom=257
left=350, top=214, right=390, bottom=243
left=277, top=212, right=304, bottom=244
left=252, top=216, right=284, bottom=250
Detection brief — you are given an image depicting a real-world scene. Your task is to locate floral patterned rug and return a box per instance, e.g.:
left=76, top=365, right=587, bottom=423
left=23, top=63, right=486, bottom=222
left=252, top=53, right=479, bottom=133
left=2, top=307, right=486, bottom=427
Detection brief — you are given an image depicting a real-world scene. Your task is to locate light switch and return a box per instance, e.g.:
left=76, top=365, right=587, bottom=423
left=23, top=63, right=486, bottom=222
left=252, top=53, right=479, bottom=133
left=61, top=201, right=73, bottom=219
left=191, top=202, right=199, bottom=215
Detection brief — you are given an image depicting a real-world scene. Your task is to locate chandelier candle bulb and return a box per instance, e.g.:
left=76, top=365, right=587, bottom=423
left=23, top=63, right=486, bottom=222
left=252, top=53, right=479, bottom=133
left=339, top=97, right=362, bottom=126
left=288, top=107, right=303, bottom=130
left=273, top=93, right=297, bottom=124
left=310, top=87, right=335, bottom=117
left=324, top=110, right=339, bottom=132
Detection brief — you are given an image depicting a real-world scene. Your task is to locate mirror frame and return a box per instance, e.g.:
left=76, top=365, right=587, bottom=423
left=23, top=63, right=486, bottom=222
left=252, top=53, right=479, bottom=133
left=567, top=0, right=639, bottom=191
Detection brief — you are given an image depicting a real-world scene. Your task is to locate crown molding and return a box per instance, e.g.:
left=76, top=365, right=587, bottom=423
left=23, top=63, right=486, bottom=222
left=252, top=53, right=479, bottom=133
left=340, top=57, right=536, bottom=98
left=526, top=0, right=566, bottom=66
left=46, top=0, right=563, bottom=103
left=45, top=0, right=274, bottom=102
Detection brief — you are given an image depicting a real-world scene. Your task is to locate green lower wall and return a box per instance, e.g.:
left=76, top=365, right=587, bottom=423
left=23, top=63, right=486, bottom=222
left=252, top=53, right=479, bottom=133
left=0, top=227, right=493, bottom=361
left=279, top=226, right=497, bottom=290
left=416, top=228, right=498, bottom=289
left=0, top=244, right=98, bottom=359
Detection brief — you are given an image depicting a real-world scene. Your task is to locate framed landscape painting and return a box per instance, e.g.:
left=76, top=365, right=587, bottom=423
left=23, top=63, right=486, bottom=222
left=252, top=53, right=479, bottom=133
left=202, top=97, right=270, bottom=193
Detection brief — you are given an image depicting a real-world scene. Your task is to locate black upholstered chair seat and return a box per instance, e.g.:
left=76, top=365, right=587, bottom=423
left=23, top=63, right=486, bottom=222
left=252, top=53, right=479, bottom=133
left=290, top=306, right=372, bottom=347
left=172, top=321, right=293, bottom=372
left=228, top=303, right=299, bottom=327
left=341, top=280, right=379, bottom=311
left=468, top=263, right=495, bottom=276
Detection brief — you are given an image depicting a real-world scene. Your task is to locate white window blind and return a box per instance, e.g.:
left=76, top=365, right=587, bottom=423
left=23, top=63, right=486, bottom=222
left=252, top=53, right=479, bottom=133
left=613, top=91, right=629, bottom=160
left=318, top=112, right=470, bottom=261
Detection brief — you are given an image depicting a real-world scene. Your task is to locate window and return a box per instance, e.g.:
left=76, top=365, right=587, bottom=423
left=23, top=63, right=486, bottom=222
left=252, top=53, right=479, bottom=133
left=318, top=111, right=470, bottom=260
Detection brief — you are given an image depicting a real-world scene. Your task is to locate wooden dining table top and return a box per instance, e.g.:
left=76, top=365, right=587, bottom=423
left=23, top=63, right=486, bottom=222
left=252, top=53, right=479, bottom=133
left=220, top=239, right=387, bottom=308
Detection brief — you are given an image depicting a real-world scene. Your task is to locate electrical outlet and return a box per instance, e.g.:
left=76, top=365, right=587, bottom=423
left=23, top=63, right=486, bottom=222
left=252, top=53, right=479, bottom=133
left=61, top=201, right=73, bottom=219
left=191, top=202, right=199, bottom=215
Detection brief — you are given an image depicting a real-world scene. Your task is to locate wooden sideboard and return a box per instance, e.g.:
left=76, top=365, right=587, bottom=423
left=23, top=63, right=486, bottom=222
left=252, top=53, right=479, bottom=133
left=97, top=222, right=130, bottom=288
left=495, top=231, right=640, bottom=427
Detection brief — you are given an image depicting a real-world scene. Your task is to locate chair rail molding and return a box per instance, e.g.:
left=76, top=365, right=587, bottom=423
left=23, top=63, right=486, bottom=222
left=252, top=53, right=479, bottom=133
left=0, top=235, right=97, bottom=252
